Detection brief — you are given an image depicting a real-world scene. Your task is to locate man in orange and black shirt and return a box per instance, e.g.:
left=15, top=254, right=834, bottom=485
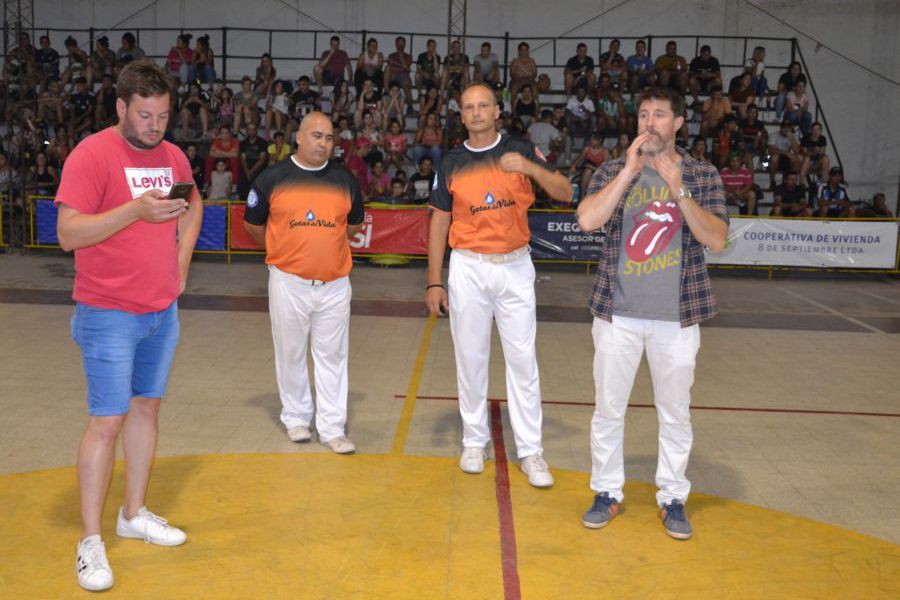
left=244, top=112, right=364, bottom=455
left=426, top=83, right=572, bottom=487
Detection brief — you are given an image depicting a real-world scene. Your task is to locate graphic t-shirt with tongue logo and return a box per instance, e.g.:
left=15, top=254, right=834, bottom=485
left=612, top=167, right=683, bottom=321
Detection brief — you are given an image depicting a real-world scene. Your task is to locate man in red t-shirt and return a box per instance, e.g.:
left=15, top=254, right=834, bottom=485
left=205, top=123, right=240, bottom=184
left=55, top=60, right=202, bottom=592
left=719, top=154, right=756, bottom=215
left=313, top=35, right=353, bottom=93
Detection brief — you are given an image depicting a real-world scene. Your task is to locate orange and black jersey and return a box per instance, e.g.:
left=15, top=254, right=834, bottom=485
left=430, top=134, right=550, bottom=254
left=245, top=158, right=364, bottom=281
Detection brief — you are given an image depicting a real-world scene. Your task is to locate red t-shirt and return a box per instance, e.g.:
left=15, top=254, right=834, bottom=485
left=55, top=128, right=193, bottom=314
left=211, top=137, right=239, bottom=156
left=167, top=47, right=193, bottom=72
left=719, top=167, right=752, bottom=192
left=321, top=49, right=350, bottom=76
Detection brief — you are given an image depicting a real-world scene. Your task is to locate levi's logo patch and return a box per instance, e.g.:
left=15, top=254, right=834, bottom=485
left=124, top=168, right=174, bottom=199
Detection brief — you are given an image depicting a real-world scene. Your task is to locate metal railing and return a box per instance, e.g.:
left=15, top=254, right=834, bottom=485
left=793, top=39, right=842, bottom=173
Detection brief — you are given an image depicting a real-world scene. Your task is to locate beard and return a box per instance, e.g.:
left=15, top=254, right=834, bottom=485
left=121, top=118, right=163, bottom=150
left=639, top=132, right=669, bottom=157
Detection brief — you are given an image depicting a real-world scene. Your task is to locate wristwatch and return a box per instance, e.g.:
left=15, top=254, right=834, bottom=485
left=676, top=186, right=692, bottom=204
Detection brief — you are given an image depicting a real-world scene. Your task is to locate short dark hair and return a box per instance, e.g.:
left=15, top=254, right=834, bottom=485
left=330, top=35, right=340, bottom=43
left=482, top=42, right=491, bottom=49
left=636, top=86, right=685, bottom=118
left=298, top=75, right=310, bottom=83
left=391, top=177, right=403, bottom=186
left=122, top=32, right=136, bottom=45
left=577, top=43, right=587, bottom=50
left=518, top=42, right=529, bottom=50
left=427, top=38, right=436, bottom=46
left=419, top=156, right=433, bottom=166
left=700, top=44, right=711, bottom=53
left=116, top=59, right=173, bottom=104
left=274, top=131, right=285, bottom=139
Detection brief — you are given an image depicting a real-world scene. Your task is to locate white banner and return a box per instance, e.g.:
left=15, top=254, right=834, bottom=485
left=706, top=218, right=899, bottom=269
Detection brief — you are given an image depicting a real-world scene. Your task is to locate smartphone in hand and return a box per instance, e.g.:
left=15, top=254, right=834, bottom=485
left=168, top=181, right=195, bottom=208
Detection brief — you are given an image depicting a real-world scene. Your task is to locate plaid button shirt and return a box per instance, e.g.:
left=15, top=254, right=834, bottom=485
left=586, top=146, right=729, bottom=327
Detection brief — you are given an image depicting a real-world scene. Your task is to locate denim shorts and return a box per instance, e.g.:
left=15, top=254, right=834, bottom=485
left=71, top=301, right=180, bottom=416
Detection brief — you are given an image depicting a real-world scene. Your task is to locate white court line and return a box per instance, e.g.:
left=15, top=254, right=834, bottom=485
left=778, top=287, right=884, bottom=334
left=859, top=290, right=900, bottom=307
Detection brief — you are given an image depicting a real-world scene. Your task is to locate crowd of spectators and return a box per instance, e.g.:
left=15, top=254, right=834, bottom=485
left=0, top=30, right=892, bottom=222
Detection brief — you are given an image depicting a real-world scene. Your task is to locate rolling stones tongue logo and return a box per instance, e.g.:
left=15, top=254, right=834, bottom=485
left=626, top=200, right=683, bottom=262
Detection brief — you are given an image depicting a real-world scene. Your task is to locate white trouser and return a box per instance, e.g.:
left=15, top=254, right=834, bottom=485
left=268, top=265, right=351, bottom=441
left=448, top=248, right=543, bottom=459
left=589, top=315, right=700, bottom=506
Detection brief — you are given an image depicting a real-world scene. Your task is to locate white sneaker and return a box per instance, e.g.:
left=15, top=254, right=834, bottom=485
left=287, top=425, right=311, bottom=442
left=460, top=447, right=486, bottom=474
left=520, top=453, right=554, bottom=488
left=76, top=535, right=113, bottom=592
left=321, top=436, right=356, bottom=454
left=116, top=507, right=187, bottom=546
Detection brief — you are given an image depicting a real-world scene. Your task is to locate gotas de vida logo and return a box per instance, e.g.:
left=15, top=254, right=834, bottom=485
left=469, top=191, right=515, bottom=215
left=289, top=210, right=336, bottom=229
left=626, top=200, right=683, bottom=262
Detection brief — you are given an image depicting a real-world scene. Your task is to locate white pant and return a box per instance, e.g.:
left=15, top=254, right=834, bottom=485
left=448, top=249, right=543, bottom=459
left=589, top=316, right=700, bottom=506
left=268, top=265, right=351, bottom=441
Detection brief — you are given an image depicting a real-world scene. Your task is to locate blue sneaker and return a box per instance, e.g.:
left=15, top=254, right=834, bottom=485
left=659, top=500, right=692, bottom=540
left=582, top=492, right=621, bottom=529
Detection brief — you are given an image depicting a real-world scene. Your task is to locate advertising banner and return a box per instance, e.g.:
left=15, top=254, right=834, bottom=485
left=349, top=208, right=430, bottom=254
left=706, top=217, right=899, bottom=269
left=527, top=211, right=605, bottom=261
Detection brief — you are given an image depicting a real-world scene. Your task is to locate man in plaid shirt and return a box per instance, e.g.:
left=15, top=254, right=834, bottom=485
left=576, top=87, right=728, bottom=540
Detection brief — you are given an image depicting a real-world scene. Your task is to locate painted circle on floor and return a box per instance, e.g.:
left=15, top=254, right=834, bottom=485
left=0, top=453, right=897, bottom=598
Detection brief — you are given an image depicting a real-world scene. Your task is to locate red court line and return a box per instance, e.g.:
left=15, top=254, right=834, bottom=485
left=394, top=395, right=900, bottom=418
left=490, top=399, right=522, bottom=600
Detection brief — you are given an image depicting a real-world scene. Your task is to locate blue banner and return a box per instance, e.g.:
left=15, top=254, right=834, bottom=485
left=35, top=199, right=59, bottom=245
left=528, top=212, right=605, bottom=261
left=196, top=204, right=227, bottom=251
